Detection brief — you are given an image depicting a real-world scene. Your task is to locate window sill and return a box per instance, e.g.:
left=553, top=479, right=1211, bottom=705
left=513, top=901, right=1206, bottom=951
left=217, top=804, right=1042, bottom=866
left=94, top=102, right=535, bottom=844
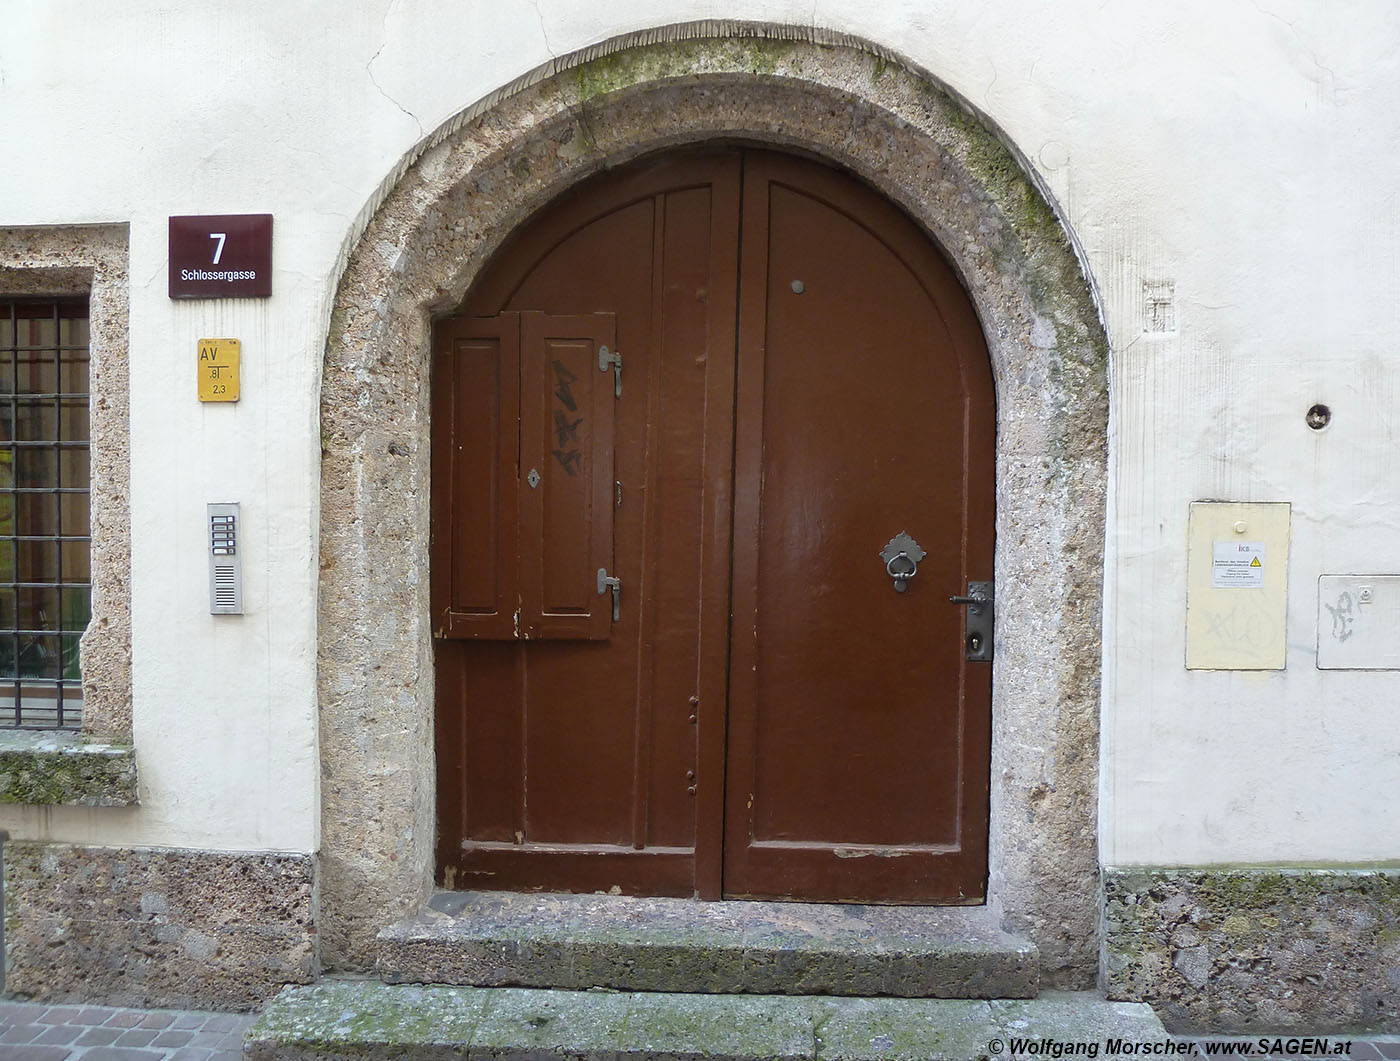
left=0, top=730, right=138, bottom=806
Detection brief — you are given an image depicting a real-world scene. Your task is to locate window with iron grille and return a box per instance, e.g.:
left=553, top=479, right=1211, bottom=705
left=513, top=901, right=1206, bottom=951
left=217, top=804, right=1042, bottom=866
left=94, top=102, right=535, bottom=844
left=0, top=299, right=89, bottom=729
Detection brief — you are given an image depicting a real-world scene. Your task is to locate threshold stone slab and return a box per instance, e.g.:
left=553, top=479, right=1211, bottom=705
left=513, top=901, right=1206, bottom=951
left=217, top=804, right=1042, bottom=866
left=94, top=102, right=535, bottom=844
left=376, top=890, right=1038, bottom=998
left=246, top=982, right=1166, bottom=1061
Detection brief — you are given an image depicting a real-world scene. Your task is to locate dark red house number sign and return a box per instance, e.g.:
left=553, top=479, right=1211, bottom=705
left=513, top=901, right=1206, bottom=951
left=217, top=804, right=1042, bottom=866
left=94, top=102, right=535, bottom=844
left=169, top=214, right=273, bottom=298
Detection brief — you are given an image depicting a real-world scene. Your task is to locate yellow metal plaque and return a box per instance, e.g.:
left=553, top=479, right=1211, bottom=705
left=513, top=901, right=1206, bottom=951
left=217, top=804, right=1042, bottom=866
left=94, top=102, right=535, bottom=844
left=197, top=338, right=240, bottom=402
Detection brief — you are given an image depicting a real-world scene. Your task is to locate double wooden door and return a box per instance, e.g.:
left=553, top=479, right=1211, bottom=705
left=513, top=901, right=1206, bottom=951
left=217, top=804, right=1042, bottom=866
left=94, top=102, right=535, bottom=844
left=432, top=149, right=994, bottom=903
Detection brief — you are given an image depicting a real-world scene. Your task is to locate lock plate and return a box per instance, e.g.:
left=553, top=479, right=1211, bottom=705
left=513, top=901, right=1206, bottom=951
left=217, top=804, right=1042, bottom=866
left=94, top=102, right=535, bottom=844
left=954, top=580, right=994, bottom=662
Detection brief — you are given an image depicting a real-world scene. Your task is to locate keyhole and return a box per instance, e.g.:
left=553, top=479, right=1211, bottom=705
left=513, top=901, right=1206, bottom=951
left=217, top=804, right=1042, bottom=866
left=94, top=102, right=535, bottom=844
left=968, top=632, right=983, bottom=654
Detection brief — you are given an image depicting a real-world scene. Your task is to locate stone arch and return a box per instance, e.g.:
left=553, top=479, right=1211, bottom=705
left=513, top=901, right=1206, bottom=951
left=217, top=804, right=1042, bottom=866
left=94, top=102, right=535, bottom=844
left=318, top=22, right=1109, bottom=987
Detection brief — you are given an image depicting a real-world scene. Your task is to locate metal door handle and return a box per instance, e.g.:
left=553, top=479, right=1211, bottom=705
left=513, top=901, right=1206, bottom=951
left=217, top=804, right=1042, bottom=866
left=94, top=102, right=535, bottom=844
left=951, top=581, right=994, bottom=662
left=596, top=567, right=621, bottom=622
left=949, top=593, right=989, bottom=610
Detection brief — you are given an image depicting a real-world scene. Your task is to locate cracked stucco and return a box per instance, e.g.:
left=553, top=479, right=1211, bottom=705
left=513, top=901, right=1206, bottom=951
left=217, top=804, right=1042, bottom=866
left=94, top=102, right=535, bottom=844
left=366, top=2, right=425, bottom=138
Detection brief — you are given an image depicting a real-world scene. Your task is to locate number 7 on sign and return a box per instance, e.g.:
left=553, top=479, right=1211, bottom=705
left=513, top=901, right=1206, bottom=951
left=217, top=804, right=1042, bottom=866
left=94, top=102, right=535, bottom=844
left=209, top=232, right=227, bottom=264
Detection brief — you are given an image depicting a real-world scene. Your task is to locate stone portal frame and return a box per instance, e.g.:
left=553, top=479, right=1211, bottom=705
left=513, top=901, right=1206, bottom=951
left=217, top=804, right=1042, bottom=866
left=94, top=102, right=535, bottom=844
left=0, top=225, right=132, bottom=743
left=319, top=23, right=1109, bottom=985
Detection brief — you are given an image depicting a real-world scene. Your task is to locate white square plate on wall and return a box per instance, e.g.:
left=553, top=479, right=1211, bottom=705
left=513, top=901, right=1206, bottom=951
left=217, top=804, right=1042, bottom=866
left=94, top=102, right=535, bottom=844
left=1317, top=574, right=1400, bottom=670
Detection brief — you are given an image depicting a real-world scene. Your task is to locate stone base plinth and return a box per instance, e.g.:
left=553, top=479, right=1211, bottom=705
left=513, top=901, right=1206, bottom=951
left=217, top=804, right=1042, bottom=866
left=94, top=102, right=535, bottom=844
left=1103, top=866, right=1400, bottom=1032
left=4, top=841, right=317, bottom=1010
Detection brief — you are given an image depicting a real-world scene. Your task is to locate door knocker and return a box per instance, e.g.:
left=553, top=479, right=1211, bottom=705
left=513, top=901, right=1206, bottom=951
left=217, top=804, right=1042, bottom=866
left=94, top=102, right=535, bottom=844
left=879, top=532, right=926, bottom=593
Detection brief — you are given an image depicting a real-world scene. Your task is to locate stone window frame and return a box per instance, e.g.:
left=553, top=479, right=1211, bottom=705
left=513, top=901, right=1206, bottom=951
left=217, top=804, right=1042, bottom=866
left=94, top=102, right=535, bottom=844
left=318, top=24, right=1109, bottom=985
left=0, top=225, right=135, bottom=804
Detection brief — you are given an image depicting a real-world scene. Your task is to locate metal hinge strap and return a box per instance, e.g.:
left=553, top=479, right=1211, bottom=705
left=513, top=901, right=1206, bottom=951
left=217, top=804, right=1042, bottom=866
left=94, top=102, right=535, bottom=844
left=598, top=345, right=622, bottom=398
left=596, top=567, right=621, bottom=622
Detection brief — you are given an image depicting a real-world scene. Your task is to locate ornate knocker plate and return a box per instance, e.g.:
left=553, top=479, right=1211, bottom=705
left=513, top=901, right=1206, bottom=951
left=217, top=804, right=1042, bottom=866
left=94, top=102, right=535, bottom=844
left=879, top=532, right=926, bottom=593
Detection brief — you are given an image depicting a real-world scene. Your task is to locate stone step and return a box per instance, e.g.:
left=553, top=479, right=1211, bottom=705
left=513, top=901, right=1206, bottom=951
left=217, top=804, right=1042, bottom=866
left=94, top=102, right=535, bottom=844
left=245, top=982, right=1167, bottom=1061
left=376, top=890, right=1039, bottom=999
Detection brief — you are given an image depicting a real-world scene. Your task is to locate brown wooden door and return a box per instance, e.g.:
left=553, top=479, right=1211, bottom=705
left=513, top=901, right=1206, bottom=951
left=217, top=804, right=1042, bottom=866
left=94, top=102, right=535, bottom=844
left=722, top=153, right=994, bottom=902
left=432, top=148, right=993, bottom=903
left=433, top=153, right=742, bottom=896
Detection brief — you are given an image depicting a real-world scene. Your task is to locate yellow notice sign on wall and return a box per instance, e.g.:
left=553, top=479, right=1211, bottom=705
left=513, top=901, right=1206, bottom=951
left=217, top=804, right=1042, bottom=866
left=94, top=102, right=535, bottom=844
left=1186, top=501, right=1291, bottom=670
left=197, top=338, right=240, bottom=402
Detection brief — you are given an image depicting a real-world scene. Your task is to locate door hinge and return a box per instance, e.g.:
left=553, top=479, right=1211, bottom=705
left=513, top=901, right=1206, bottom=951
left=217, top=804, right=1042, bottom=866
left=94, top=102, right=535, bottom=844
left=596, top=567, right=621, bottom=622
left=598, top=345, right=622, bottom=398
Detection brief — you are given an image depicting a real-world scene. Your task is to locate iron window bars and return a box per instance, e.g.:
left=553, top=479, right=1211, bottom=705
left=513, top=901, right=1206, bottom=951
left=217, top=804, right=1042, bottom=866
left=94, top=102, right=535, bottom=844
left=0, top=299, right=90, bottom=728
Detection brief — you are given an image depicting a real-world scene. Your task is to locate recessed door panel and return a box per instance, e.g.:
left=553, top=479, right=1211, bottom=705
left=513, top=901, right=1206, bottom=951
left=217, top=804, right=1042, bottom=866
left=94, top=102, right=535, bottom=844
left=431, top=314, right=519, bottom=640
left=518, top=311, right=616, bottom=640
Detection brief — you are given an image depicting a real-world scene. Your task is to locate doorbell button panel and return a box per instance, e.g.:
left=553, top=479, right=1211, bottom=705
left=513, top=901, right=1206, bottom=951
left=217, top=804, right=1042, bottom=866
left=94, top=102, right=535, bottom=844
left=208, top=502, right=243, bottom=615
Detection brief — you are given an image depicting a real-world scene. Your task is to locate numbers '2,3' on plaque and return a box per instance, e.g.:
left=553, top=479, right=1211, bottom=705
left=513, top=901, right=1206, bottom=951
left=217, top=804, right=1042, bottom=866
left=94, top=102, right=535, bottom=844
left=169, top=214, right=273, bottom=299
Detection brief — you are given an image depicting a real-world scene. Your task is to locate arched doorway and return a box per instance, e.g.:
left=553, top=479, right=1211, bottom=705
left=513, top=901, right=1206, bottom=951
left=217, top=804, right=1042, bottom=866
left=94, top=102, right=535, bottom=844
left=431, top=148, right=995, bottom=904
left=319, top=27, right=1108, bottom=986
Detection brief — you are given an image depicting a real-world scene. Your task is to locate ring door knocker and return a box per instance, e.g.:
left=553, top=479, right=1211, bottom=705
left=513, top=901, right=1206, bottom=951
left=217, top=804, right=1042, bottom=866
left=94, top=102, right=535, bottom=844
left=880, top=532, right=926, bottom=593
left=880, top=531, right=994, bottom=661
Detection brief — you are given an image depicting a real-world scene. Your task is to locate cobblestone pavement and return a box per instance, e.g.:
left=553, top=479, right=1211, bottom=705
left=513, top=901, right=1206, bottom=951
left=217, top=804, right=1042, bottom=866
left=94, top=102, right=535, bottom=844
left=0, top=1000, right=255, bottom=1060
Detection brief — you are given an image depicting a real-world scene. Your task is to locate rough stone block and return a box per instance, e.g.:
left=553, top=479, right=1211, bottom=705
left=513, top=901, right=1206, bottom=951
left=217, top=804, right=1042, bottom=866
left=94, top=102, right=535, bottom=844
left=4, top=842, right=317, bottom=1010
left=376, top=889, right=1039, bottom=999
left=245, top=982, right=1166, bottom=1060
left=1102, top=866, right=1400, bottom=1033
left=0, top=731, right=136, bottom=806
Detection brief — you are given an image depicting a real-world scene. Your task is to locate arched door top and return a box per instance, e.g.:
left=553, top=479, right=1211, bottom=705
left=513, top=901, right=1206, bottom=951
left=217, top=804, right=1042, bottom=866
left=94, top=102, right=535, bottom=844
left=431, top=147, right=996, bottom=905
left=318, top=25, right=1109, bottom=990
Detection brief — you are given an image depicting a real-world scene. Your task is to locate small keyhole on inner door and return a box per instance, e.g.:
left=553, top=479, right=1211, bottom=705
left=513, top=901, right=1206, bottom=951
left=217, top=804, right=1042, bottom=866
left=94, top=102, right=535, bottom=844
left=968, top=632, right=983, bottom=654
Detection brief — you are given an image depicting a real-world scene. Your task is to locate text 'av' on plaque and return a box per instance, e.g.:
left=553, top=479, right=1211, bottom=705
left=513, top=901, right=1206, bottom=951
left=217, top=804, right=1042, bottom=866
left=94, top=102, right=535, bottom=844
left=197, top=338, right=241, bottom=402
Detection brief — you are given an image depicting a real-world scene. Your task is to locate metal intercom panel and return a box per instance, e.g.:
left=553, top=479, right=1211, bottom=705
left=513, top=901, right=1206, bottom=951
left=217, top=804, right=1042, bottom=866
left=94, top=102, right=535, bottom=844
left=208, top=503, right=243, bottom=614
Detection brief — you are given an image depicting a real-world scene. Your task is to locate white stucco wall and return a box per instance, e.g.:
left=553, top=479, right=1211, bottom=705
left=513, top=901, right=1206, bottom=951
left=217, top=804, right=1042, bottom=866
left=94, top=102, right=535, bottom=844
left=0, top=0, right=1396, bottom=864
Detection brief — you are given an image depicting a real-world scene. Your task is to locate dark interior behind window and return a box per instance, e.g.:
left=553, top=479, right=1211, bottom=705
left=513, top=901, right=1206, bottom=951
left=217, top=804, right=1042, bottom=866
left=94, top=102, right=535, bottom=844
left=0, top=299, right=90, bottom=728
